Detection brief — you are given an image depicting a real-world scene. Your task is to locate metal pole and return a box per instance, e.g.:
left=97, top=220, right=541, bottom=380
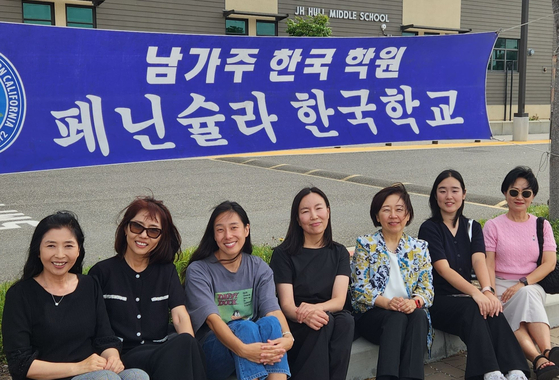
left=510, top=62, right=514, bottom=121
left=515, top=0, right=529, bottom=118
left=504, top=63, right=508, bottom=121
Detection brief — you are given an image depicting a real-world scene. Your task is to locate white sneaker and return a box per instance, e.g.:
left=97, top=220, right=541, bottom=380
left=484, top=370, right=507, bottom=380
left=505, top=370, right=528, bottom=380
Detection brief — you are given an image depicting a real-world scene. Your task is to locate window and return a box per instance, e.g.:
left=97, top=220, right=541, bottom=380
left=66, top=5, right=95, bottom=28
left=256, top=21, right=276, bottom=36
left=488, top=38, right=518, bottom=71
left=401, top=31, right=418, bottom=36
left=23, top=1, right=54, bottom=25
left=226, top=19, right=247, bottom=35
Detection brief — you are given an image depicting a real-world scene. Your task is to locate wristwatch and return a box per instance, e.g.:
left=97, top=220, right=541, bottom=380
left=519, top=277, right=529, bottom=286
left=481, top=286, right=495, bottom=294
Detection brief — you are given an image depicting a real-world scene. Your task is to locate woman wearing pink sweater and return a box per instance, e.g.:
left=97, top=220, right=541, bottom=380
left=484, top=166, right=558, bottom=380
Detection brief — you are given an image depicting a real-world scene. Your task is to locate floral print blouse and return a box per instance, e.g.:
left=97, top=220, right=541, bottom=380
left=351, top=230, right=435, bottom=352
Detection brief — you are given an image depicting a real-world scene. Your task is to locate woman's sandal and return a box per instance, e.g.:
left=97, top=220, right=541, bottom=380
left=543, top=347, right=559, bottom=367
left=533, top=354, right=559, bottom=380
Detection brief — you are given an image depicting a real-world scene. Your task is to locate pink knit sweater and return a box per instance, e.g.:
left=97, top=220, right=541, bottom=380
left=483, top=214, right=557, bottom=280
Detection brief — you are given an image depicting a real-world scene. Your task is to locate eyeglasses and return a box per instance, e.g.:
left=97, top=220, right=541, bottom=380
left=128, top=221, right=162, bottom=239
left=508, top=189, right=533, bottom=198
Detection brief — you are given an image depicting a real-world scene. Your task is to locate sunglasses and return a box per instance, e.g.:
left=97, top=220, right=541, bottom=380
left=128, top=221, right=162, bottom=239
left=508, top=189, right=533, bottom=198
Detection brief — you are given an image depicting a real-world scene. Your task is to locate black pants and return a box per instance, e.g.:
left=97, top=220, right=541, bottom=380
left=356, top=308, right=428, bottom=380
left=430, top=295, right=529, bottom=380
left=288, top=310, right=354, bottom=380
left=123, top=333, right=207, bottom=380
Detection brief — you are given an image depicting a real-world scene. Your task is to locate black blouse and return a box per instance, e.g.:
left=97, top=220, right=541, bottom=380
left=89, top=256, right=187, bottom=353
left=418, top=216, right=485, bottom=296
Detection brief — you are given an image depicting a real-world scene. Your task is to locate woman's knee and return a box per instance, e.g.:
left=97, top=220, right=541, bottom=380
left=119, top=369, right=150, bottom=380
left=230, top=319, right=262, bottom=343
left=256, top=315, right=282, bottom=340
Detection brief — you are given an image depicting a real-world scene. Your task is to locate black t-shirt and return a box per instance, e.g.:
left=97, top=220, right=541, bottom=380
left=270, top=243, right=350, bottom=306
left=418, top=216, right=485, bottom=296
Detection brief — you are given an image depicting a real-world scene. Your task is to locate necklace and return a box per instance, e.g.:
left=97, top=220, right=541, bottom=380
left=51, top=294, right=65, bottom=306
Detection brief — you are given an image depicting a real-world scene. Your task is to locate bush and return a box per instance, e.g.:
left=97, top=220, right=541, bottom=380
left=286, top=14, right=332, bottom=37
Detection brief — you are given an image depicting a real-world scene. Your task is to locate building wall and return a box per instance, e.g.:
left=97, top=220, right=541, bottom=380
left=278, top=0, right=401, bottom=37
left=461, top=0, right=553, bottom=119
left=0, top=0, right=22, bottom=22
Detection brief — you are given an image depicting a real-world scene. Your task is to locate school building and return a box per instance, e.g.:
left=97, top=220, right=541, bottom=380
left=0, top=0, right=554, bottom=122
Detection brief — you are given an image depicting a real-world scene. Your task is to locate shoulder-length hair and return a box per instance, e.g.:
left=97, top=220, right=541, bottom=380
left=114, top=196, right=181, bottom=265
left=370, top=183, right=414, bottom=227
left=22, top=211, right=85, bottom=281
left=276, top=187, right=333, bottom=255
left=188, top=201, right=252, bottom=266
left=428, top=169, right=466, bottom=227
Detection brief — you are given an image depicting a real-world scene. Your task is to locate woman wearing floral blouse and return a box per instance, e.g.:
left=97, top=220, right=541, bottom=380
left=351, top=183, right=434, bottom=380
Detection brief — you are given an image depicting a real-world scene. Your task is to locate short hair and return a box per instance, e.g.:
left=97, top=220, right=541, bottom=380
left=114, top=196, right=181, bottom=265
left=370, top=183, right=414, bottom=227
left=22, top=211, right=85, bottom=281
left=276, top=187, right=333, bottom=255
left=188, top=201, right=252, bottom=266
left=501, top=166, right=539, bottom=196
left=428, top=169, right=466, bottom=227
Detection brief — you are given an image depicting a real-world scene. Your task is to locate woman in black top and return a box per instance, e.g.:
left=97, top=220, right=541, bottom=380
left=418, top=170, right=530, bottom=380
left=269, top=187, right=354, bottom=380
left=89, top=196, right=206, bottom=380
left=2, top=211, right=148, bottom=380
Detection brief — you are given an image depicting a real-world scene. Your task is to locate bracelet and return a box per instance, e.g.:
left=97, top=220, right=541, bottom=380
left=282, top=331, right=295, bottom=342
left=414, top=299, right=421, bottom=309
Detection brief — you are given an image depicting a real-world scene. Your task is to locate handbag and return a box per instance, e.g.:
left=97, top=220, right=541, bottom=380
left=536, top=216, right=559, bottom=294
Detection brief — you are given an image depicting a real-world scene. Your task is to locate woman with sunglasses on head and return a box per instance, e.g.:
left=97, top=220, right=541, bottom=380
left=89, top=196, right=207, bottom=380
left=2, top=211, right=148, bottom=380
left=351, top=183, right=433, bottom=380
left=484, top=166, right=559, bottom=380
left=185, top=201, right=292, bottom=380
left=418, top=170, right=529, bottom=380
left=269, top=187, right=354, bottom=380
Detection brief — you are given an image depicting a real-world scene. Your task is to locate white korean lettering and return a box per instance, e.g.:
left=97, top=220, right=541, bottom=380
left=146, top=46, right=183, bottom=85
left=337, top=89, right=377, bottom=134
left=51, top=95, right=110, bottom=156
left=426, top=90, right=464, bottom=126
left=115, top=94, right=176, bottom=150
left=270, top=48, right=303, bottom=82
left=303, top=49, right=335, bottom=80
left=345, top=48, right=376, bottom=79
left=177, top=94, right=227, bottom=146
left=290, top=89, right=337, bottom=137
left=375, top=47, right=406, bottom=79
left=224, top=49, right=259, bottom=83
left=184, top=48, right=222, bottom=84
left=380, top=85, right=420, bottom=134
left=230, top=91, right=278, bottom=143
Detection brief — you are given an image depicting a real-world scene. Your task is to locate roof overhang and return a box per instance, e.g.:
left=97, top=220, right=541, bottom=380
left=401, top=24, right=472, bottom=34
left=223, top=9, right=289, bottom=21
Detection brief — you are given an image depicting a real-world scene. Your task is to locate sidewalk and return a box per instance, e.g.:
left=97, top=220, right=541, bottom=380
left=423, top=326, right=559, bottom=380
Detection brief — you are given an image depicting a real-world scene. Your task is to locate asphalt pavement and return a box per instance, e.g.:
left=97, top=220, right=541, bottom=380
left=0, top=133, right=552, bottom=282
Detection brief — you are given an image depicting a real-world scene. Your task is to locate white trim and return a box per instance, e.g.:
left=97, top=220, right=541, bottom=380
left=103, top=294, right=127, bottom=301
left=151, top=295, right=169, bottom=302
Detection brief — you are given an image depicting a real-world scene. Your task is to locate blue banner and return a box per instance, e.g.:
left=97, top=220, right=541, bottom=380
left=0, top=22, right=496, bottom=174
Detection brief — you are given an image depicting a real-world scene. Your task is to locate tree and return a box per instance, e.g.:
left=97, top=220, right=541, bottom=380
left=551, top=0, right=559, bottom=219
left=286, top=14, right=332, bottom=37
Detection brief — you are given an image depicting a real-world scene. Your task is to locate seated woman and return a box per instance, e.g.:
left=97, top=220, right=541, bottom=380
left=89, top=196, right=206, bottom=380
left=2, top=211, right=148, bottom=380
left=418, top=169, right=529, bottom=380
left=269, top=187, right=354, bottom=380
left=184, top=201, right=292, bottom=380
left=351, top=183, right=433, bottom=380
left=484, top=166, right=559, bottom=380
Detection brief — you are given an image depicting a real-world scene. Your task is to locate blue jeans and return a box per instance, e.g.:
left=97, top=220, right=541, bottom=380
left=71, top=369, right=149, bottom=380
left=203, top=316, right=290, bottom=380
